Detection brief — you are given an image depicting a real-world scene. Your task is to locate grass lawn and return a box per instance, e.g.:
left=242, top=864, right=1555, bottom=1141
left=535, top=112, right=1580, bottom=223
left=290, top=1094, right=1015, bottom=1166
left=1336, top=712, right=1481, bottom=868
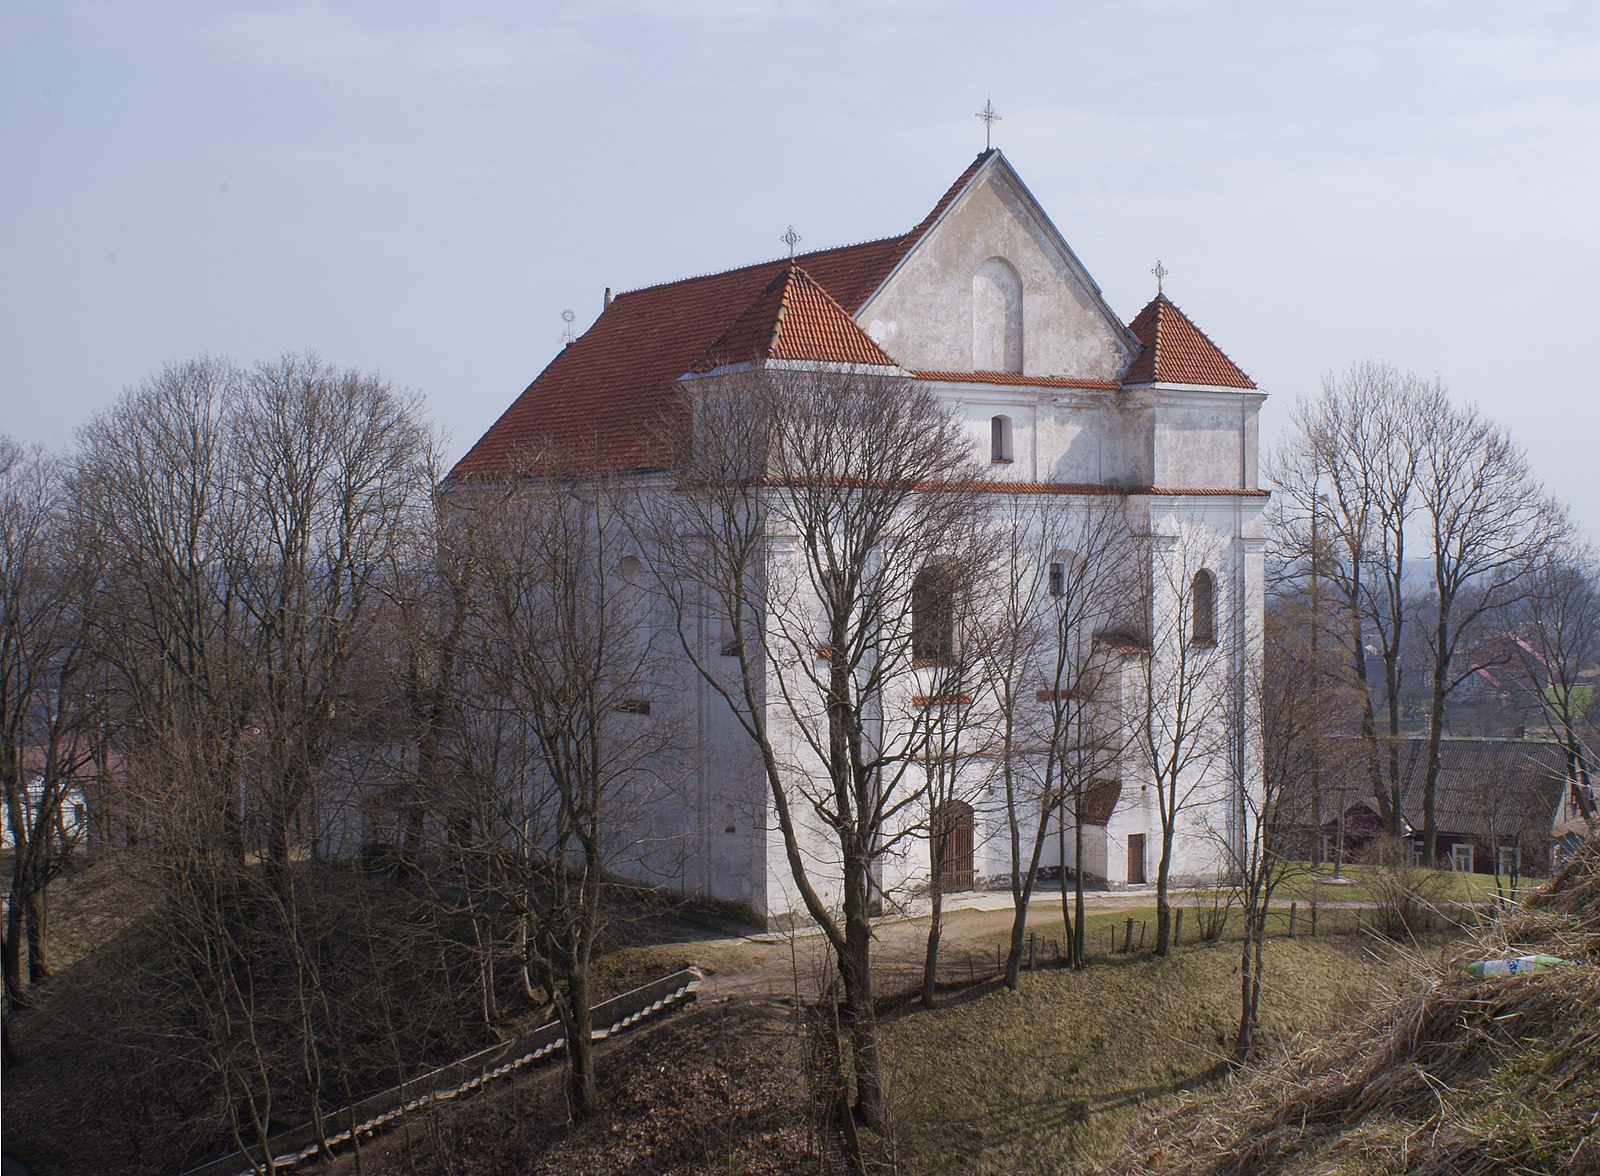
left=884, top=935, right=1409, bottom=1175
left=1269, top=861, right=1543, bottom=905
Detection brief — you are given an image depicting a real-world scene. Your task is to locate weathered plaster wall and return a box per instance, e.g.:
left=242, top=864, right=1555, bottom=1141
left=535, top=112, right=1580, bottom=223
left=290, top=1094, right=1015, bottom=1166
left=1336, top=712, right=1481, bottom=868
left=860, top=170, right=1133, bottom=381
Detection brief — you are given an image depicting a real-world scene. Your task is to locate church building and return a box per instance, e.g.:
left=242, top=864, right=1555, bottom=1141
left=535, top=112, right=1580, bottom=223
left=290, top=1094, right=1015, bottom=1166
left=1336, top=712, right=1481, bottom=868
left=452, top=149, right=1267, bottom=919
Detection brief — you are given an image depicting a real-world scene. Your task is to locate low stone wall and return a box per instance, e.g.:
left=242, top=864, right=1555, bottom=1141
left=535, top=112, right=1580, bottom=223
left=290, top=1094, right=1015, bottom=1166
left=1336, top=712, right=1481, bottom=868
left=177, top=966, right=704, bottom=1176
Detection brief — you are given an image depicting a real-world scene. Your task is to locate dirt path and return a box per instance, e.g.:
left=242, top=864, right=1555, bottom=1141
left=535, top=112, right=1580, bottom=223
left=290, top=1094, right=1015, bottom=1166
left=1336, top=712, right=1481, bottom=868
left=681, top=888, right=1173, bottom=1001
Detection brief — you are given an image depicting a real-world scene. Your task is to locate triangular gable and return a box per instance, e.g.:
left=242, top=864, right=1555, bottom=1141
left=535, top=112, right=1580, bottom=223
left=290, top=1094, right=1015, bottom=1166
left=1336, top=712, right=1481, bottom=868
left=692, top=264, right=898, bottom=373
left=1123, top=295, right=1255, bottom=389
left=855, top=151, right=1140, bottom=379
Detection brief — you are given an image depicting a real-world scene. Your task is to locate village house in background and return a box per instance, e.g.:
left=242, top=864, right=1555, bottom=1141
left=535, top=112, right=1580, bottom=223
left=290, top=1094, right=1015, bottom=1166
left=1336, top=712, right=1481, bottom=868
left=1284, top=737, right=1593, bottom=877
left=448, top=150, right=1267, bottom=920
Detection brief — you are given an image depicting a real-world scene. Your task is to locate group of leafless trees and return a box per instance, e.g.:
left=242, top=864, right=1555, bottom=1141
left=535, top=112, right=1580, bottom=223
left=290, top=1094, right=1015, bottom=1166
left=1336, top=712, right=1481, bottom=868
left=10, top=345, right=1589, bottom=1168
left=1269, top=361, right=1595, bottom=868
left=5, top=353, right=1260, bottom=1169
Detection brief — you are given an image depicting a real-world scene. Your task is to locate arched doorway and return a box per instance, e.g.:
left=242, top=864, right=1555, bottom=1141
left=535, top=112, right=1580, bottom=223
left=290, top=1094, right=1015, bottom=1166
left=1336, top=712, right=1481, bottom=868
left=934, top=800, right=976, bottom=891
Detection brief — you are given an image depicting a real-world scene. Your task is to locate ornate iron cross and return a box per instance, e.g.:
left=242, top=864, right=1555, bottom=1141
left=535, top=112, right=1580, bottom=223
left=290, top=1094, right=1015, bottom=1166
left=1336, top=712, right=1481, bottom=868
left=781, top=225, right=802, bottom=258
left=1151, top=260, right=1169, bottom=295
left=975, top=97, right=1001, bottom=150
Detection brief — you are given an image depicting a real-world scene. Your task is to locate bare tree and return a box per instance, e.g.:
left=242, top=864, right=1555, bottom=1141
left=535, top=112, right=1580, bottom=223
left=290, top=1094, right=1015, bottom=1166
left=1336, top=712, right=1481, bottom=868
left=645, top=365, right=985, bottom=1138
left=1127, top=521, right=1237, bottom=957
left=1226, top=603, right=1341, bottom=1061
left=450, top=461, right=675, bottom=1119
left=915, top=624, right=986, bottom=1009
left=1509, top=551, right=1598, bottom=821
left=1275, top=365, right=1565, bottom=865
left=982, top=492, right=1131, bottom=980
left=71, top=355, right=441, bottom=1167
left=228, top=353, right=434, bottom=884
left=1269, top=363, right=1432, bottom=838
left=1, top=438, right=98, bottom=1006
left=1413, top=401, right=1562, bottom=863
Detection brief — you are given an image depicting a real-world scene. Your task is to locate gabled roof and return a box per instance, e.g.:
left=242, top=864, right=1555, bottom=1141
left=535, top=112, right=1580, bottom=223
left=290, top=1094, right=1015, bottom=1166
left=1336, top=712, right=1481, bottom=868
left=1122, top=295, right=1256, bottom=390
left=1338, top=738, right=1573, bottom=839
left=692, top=264, right=898, bottom=372
left=450, top=154, right=995, bottom=479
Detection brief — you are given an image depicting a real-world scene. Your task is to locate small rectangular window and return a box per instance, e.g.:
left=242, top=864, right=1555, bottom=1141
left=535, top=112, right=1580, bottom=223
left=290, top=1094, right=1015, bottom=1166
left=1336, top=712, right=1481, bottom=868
left=1047, top=562, right=1065, bottom=598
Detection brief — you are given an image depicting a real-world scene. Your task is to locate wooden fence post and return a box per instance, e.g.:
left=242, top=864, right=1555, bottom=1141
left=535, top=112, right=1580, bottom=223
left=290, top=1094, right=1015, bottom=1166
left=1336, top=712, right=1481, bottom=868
left=1123, top=917, right=1135, bottom=954
left=1289, top=901, right=1298, bottom=938
left=1173, top=909, right=1184, bottom=948
left=1028, top=932, right=1037, bottom=972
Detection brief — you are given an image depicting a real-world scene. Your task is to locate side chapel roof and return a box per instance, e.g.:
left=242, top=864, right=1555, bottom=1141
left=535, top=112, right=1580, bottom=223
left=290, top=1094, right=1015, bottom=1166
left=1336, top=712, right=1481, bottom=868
left=1122, top=294, right=1256, bottom=390
left=691, top=263, right=899, bottom=373
left=450, top=151, right=1254, bottom=478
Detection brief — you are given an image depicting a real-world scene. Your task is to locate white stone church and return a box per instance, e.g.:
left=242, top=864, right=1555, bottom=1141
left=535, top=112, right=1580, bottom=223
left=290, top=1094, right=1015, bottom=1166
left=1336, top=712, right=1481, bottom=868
left=452, top=149, right=1266, bottom=920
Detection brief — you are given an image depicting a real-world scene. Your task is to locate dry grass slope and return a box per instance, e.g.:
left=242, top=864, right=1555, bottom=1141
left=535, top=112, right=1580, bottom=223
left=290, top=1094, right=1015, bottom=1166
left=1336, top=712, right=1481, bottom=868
left=885, top=937, right=1402, bottom=1174
left=1102, top=837, right=1600, bottom=1175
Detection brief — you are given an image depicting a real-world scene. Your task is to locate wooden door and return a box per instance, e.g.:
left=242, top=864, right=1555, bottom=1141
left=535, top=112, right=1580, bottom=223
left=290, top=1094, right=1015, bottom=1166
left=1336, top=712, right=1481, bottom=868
left=1127, top=833, right=1146, bottom=885
left=935, top=800, right=975, bottom=892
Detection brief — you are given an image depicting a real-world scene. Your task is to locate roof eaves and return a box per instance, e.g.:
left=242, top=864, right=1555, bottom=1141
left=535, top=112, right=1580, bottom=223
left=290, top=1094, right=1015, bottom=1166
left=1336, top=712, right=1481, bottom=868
left=849, top=150, right=1000, bottom=314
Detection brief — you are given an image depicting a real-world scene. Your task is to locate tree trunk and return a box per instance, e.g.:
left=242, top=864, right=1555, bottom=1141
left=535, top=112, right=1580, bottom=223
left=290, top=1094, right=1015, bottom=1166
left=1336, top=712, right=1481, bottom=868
left=1232, top=911, right=1263, bottom=1064
left=3, top=897, right=27, bottom=1009
left=1072, top=819, right=1087, bottom=968
left=921, top=881, right=943, bottom=1009
left=1422, top=670, right=1449, bottom=867
left=24, top=888, right=48, bottom=984
left=1155, top=827, right=1175, bottom=956
left=839, top=894, right=885, bottom=1132
left=564, top=965, right=599, bottom=1119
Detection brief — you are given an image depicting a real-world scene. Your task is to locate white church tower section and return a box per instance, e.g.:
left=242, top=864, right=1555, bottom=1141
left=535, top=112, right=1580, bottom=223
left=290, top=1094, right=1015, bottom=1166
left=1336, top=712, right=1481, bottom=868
left=850, top=151, right=1266, bottom=893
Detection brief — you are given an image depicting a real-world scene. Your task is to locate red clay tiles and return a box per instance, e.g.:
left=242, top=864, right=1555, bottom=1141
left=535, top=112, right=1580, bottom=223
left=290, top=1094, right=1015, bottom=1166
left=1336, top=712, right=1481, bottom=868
left=1122, top=295, right=1256, bottom=390
left=693, top=264, right=898, bottom=372
left=449, top=153, right=997, bottom=480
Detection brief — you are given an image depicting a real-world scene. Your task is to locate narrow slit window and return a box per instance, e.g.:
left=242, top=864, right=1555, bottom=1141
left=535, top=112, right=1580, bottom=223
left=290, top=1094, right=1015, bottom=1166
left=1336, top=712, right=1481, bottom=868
left=1047, top=561, right=1065, bottom=598
left=912, top=565, right=955, bottom=663
left=990, top=415, right=1013, bottom=464
left=1191, top=570, right=1216, bottom=646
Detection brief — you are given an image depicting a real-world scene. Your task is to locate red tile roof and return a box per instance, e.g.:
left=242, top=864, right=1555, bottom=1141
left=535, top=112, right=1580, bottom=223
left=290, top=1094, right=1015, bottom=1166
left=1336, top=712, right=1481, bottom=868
left=449, top=152, right=996, bottom=479
left=1122, top=295, right=1256, bottom=390
left=693, top=264, right=897, bottom=372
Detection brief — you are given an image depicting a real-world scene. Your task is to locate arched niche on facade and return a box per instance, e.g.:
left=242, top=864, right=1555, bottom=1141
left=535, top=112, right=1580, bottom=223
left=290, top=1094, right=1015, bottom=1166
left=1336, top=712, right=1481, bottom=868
left=973, top=256, right=1023, bottom=373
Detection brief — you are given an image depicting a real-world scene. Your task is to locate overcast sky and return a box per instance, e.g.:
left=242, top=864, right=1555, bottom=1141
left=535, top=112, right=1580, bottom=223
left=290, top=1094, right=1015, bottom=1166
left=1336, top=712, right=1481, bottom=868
left=4, top=1, right=1596, bottom=531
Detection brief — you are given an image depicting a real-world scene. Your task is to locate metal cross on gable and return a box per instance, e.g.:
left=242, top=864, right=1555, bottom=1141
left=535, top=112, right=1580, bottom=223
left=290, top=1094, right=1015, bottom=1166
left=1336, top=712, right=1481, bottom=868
left=781, top=225, right=802, bottom=258
left=1151, top=260, right=1169, bottom=295
left=975, top=97, right=1001, bottom=150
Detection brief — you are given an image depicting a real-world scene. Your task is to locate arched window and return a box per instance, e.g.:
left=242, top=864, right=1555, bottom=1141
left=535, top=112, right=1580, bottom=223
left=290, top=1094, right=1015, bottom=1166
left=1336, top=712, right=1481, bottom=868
left=912, top=565, right=955, bottom=663
left=973, top=256, right=1023, bottom=372
left=1047, top=560, right=1066, bottom=598
left=990, top=415, right=1013, bottom=463
left=1191, top=570, right=1216, bottom=646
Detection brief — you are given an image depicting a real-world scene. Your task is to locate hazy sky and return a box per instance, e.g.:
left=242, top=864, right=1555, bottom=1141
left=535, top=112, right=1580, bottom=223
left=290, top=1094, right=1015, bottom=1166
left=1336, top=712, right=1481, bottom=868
left=4, top=1, right=1596, bottom=530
